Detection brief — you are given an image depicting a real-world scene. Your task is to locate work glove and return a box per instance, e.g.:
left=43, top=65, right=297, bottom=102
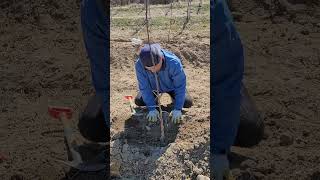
left=170, top=109, right=182, bottom=124
left=146, top=109, right=159, bottom=123
left=212, top=154, right=231, bottom=180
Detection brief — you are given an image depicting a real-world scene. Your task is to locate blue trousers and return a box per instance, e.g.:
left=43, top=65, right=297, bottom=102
left=211, top=0, right=244, bottom=154
left=81, top=0, right=109, bottom=127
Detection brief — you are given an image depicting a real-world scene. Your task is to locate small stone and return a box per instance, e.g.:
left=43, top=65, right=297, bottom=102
left=297, top=154, right=305, bottom=161
left=185, top=160, right=193, bottom=169
left=231, top=168, right=242, bottom=177
left=253, top=171, right=265, bottom=180
left=122, top=143, right=129, bottom=152
left=300, top=30, right=309, bottom=35
left=302, top=130, right=310, bottom=137
left=194, top=143, right=200, bottom=149
left=280, top=133, right=294, bottom=146
left=193, top=167, right=203, bottom=175
left=134, top=151, right=140, bottom=157
left=240, top=159, right=257, bottom=169
left=196, top=175, right=210, bottom=180
left=145, top=126, right=151, bottom=131
left=197, top=118, right=205, bottom=122
left=184, top=154, right=190, bottom=160
left=256, top=164, right=275, bottom=174
left=144, top=158, right=149, bottom=165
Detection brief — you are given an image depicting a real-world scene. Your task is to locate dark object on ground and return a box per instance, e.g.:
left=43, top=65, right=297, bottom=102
left=78, top=94, right=108, bottom=142
left=234, top=83, right=265, bottom=147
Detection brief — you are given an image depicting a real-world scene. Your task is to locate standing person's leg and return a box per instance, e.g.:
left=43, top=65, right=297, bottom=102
left=80, top=0, right=109, bottom=128
left=211, top=0, right=244, bottom=179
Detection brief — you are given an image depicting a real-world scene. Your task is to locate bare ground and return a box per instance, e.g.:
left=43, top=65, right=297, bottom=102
left=229, top=1, right=320, bottom=179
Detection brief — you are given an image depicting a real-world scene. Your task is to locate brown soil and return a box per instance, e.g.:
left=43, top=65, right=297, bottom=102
left=0, top=0, right=105, bottom=179
left=229, top=1, right=320, bottom=179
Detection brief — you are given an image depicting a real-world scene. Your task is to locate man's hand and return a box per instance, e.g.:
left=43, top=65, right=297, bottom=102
left=146, top=109, right=159, bottom=123
left=170, top=109, right=182, bottom=124
left=212, top=154, right=232, bottom=180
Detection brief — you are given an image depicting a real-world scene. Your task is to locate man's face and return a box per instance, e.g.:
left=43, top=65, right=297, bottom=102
left=145, top=57, right=163, bottom=73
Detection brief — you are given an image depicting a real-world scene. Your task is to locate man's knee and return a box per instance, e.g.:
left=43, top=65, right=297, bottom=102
left=183, top=93, right=193, bottom=108
left=134, top=98, right=145, bottom=106
left=134, top=93, right=146, bottom=106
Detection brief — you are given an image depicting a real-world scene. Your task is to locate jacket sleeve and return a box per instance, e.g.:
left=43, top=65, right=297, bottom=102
left=170, top=60, right=186, bottom=110
left=135, top=61, right=157, bottom=111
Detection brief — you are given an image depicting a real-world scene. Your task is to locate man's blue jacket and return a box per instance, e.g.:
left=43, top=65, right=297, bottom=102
left=135, top=49, right=186, bottom=111
left=212, top=0, right=244, bottom=154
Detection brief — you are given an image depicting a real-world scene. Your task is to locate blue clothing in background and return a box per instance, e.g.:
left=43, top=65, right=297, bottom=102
left=135, top=50, right=186, bottom=111
left=81, top=0, right=109, bottom=127
left=211, top=0, right=244, bottom=153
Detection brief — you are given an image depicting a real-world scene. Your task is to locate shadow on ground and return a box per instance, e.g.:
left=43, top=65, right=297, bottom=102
left=110, top=105, right=182, bottom=179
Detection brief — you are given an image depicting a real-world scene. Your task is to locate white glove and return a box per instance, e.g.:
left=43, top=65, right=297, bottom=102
left=170, top=109, right=182, bottom=124
left=146, top=109, right=159, bottom=123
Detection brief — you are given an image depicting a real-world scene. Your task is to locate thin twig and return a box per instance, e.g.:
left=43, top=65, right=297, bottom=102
left=145, top=0, right=165, bottom=143
left=197, top=0, right=202, bottom=14
left=167, top=0, right=174, bottom=42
